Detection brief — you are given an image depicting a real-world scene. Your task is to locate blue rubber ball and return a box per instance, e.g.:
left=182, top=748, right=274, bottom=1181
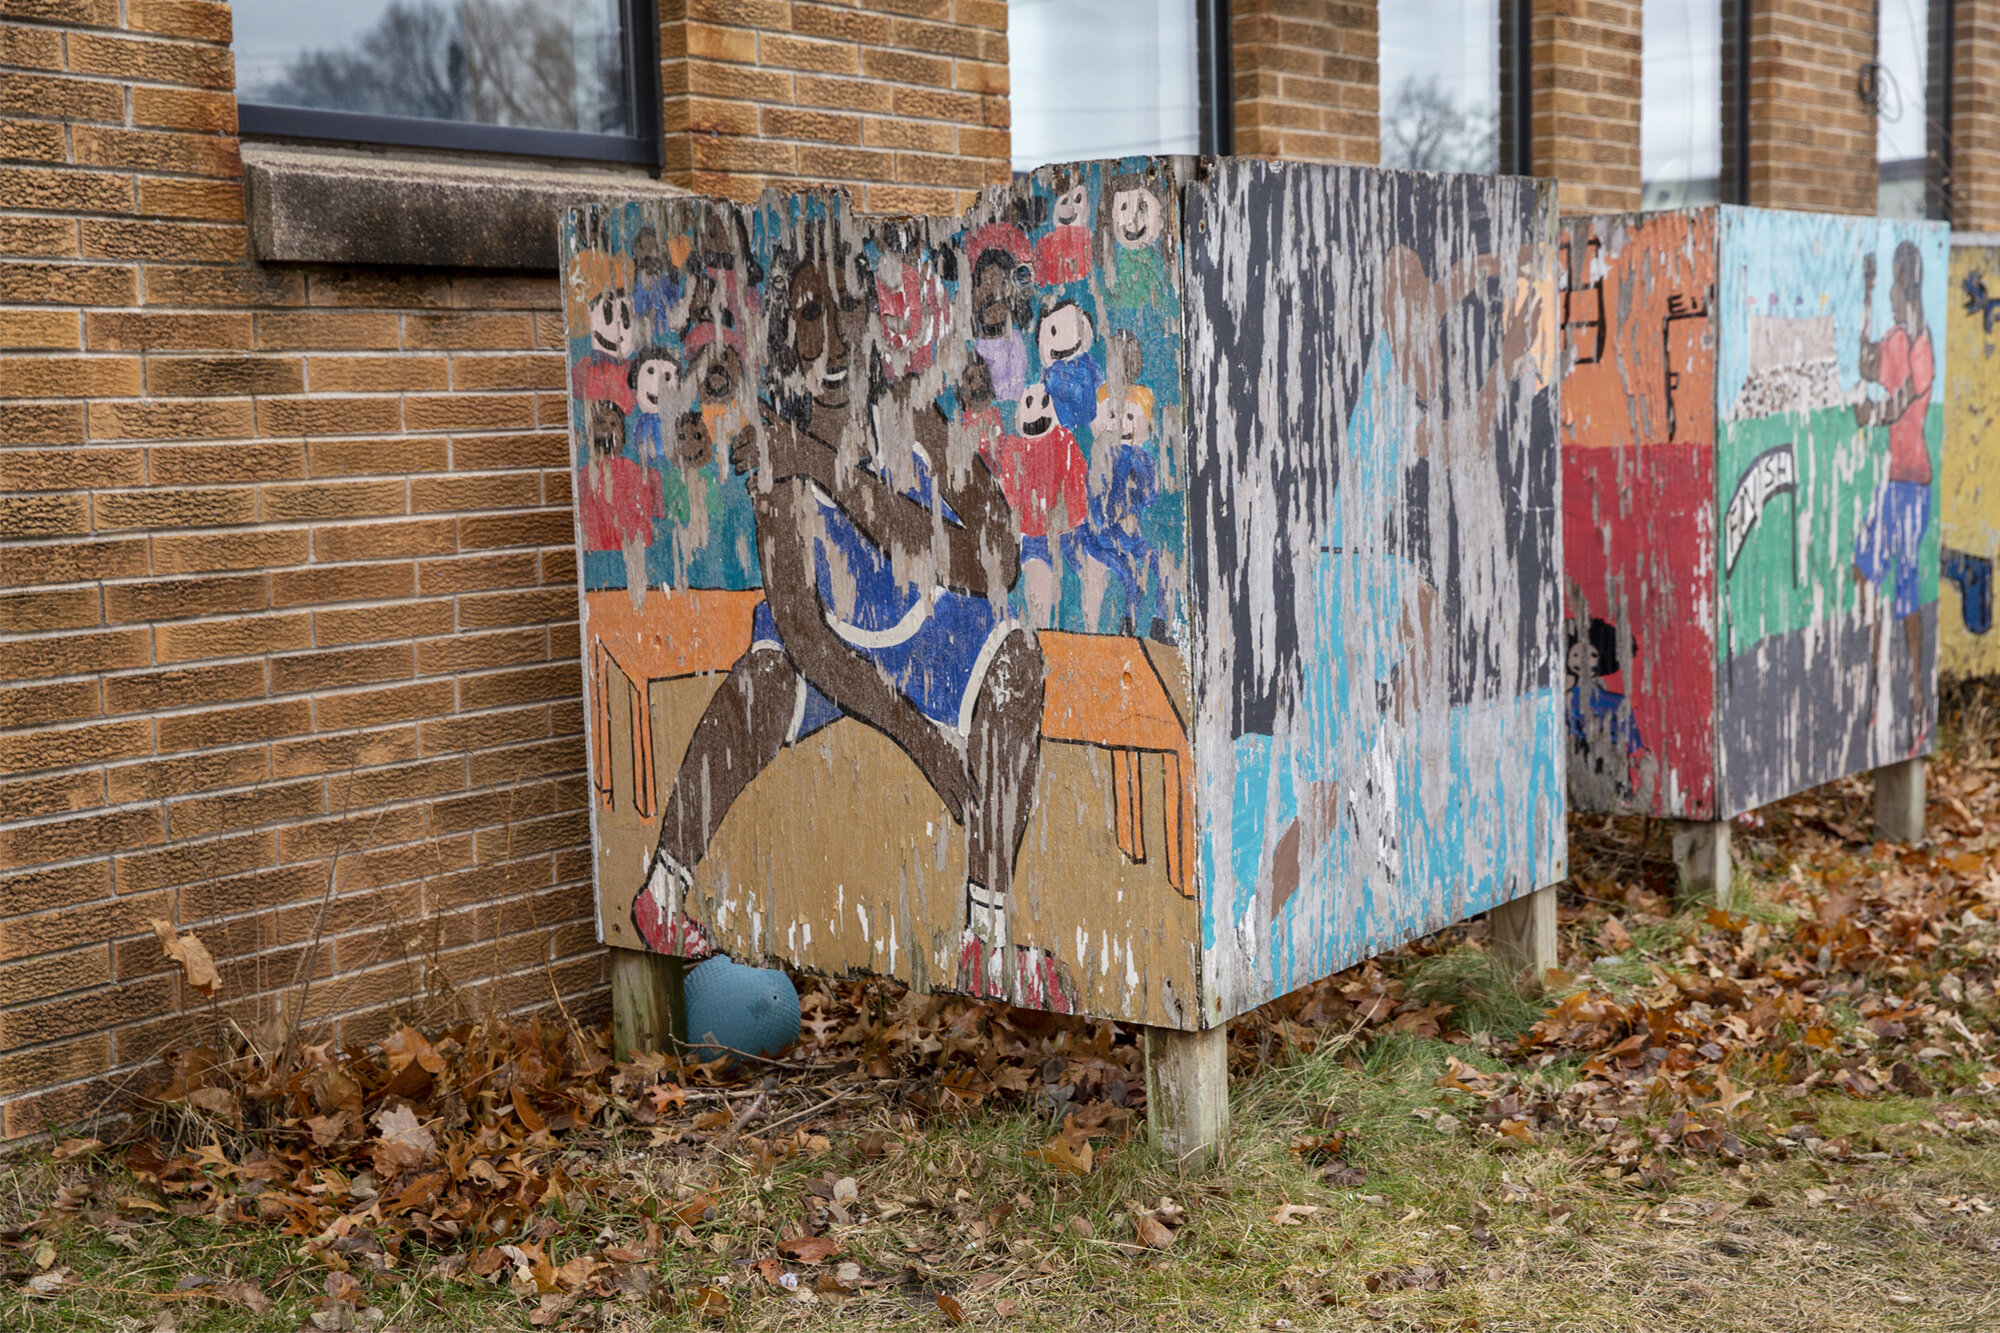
left=683, top=955, right=801, bottom=1064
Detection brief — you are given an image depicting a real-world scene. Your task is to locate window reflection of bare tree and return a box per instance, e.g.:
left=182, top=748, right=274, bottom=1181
left=249, top=0, right=627, bottom=134
left=1381, top=76, right=1495, bottom=175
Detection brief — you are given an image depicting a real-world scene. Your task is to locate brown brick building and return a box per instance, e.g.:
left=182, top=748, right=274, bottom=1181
left=1, top=0, right=1992, bottom=1139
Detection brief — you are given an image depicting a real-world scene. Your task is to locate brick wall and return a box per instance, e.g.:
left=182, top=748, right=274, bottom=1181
left=1528, top=0, right=1641, bottom=213
left=1230, top=0, right=1378, bottom=165
left=661, top=0, right=1009, bottom=211
left=9, top=0, right=2000, bottom=1144
left=1746, top=0, right=1876, bottom=215
left=1951, top=0, right=2000, bottom=231
left=0, top=2, right=606, bottom=1138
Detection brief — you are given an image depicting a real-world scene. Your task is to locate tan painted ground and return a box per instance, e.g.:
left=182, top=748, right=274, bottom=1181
left=595, top=677, right=1203, bottom=1029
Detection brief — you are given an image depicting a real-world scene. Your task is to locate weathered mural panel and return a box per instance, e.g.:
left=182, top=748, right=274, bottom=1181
left=1184, top=163, right=1567, bottom=1024
left=1712, top=210, right=1947, bottom=814
left=563, top=160, right=1570, bottom=1031
left=1944, top=241, right=2000, bottom=676
left=1559, top=206, right=1948, bottom=821
left=563, top=164, right=1203, bottom=1030
left=1559, top=210, right=1720, bottom=819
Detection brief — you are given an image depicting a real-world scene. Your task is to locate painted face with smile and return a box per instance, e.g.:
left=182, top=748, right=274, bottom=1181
left=1037, top=302, right=1093, bottom=365
left=632, top=354, right=678, bottom=413
left=788, top=262, right=857, bottom=410
left=1110, top=186, right=1164, bottom=249
left=631, top=226, right=663, bottom=284
left=586, top=398, right=624, bottom=458
left=1094, top=394, right=1152, bottom=448
left=1017, top=384, right=1057, bottom=438
left=874, top=234, right=938, bottom=355
left=1052, top=181, right=1088, bottom=228
left=589, top=289, right=634, bottom=358
left=678, top=327, right=749, bottom=465
left=972, top=251, right=1024, bottom=338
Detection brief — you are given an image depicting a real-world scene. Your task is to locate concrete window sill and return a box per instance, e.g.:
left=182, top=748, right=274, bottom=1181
left=243, top=145, right=689, bottom=272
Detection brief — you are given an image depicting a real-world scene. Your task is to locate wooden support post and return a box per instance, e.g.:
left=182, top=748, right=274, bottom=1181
left=610, top=947, right=686, bottom=1061
left=1144, top=1024, right=1228, bottom=1169
left=1873, top=756, right=1926, bottom=843
left=1487, top=884, right=1557, bottom=987
left=1672, top=819, right=1732, bottom=907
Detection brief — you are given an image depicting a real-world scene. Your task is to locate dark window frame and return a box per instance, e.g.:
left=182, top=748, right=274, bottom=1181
left=237, top=0, right=662, bottom=170
left=1500, top=0, right=1531, bottom=177
left=1722, top=0, right=1750, bottom=205
left=1197, top=0, right=1234, bottom=156
left=1926, top=0, right=1953, bottom=222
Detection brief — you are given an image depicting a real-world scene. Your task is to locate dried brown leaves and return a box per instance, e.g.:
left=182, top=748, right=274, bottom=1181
left=150, top=920, right=220, bottom=999
left=15, top=685, right=1993, bottom=1320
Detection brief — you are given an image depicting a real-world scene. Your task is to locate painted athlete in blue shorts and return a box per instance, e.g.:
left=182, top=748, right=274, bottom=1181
left=634, top=214, right=1075, bottom=1013
left=1852, top=241, right=1935, bottom=752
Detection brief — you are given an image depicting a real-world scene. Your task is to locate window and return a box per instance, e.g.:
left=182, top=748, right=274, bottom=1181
left=1008, top=0, right=1215, bottom=172
left=1875, top=0, right=1948, bottom=219
left=1641, top=0, right=1723, bottom=209
left=234, top=0, right=660, bottom=165
left=1379, top=0, right=1502, bottom=174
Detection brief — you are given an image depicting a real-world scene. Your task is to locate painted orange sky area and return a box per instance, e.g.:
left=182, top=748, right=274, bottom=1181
left=1561, top=210, right=1717, bottom=454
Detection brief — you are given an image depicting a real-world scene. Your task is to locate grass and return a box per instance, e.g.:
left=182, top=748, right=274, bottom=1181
left=6, top=1024, right=1997, bottom=1333
left=1399, top=950, right=1547, bottom=1045
left=7, top=680, right=1998, bottom=1331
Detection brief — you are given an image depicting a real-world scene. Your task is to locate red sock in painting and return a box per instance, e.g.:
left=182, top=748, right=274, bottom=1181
left=633, top=850, right=716, bottom=958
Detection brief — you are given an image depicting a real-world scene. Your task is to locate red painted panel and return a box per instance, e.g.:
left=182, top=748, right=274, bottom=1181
left=1563, top=442, right=1717, bottom=817
left=1560, top=211, right=1718, bottom=819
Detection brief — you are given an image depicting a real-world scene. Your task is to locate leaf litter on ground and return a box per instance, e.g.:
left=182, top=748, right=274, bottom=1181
left=3, top=679, right=1998, bottom=1329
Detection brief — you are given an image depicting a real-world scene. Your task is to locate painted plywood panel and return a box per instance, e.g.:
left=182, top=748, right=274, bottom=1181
left=561, top=164, right=1203, bottom=1029
left=1943, top=242, right=2000, bottom=675
left=1712, top=210, right=1948, bottom=814
left=1185, top=163, right=1567, bottom=1024
left=1559, top=211, right=1720, bottom=819
left=566, top=162, right=1572, bottom=1031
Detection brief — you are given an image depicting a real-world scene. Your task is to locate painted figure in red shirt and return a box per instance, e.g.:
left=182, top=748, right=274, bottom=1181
left=571, top=286, right=637, bottom=412
left=577, top=398, right=661, bottom=596
left=1033, top=173, right=1091, bottom=287
left=1853, top=240, right=1935, bottom=749
left=985, top=382, right=1086, bottom=626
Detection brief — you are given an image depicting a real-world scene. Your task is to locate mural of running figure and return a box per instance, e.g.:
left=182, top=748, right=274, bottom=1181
left=1853, top=240, right=1935, bottom=752
left=630, top=212, right=1074, bottom=1013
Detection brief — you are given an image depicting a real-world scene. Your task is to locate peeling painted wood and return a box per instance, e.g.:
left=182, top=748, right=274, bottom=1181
left=1558, top=211, right=1721, bottom=818
left=1561, top=208, right=1949, bottom=823
left=561, top=160, right=1569, bottom=1032
left=561, top=165, right=1203, bottom=1030
left=1944, top=242, right=2000, bottom=675
left=1185, top=163, right=1568, bottom=1025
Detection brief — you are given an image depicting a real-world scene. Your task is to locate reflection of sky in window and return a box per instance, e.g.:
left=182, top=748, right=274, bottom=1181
left=1877, top=0, right=1928, bottom=217
left=232, top=0, right=624, bottom=133
left=233, top=5, right=391, bottom=92
left=1378, top=0, right=1498, bottom=174
left=1641, top=0, right=1721, bottom=208
left=1877, top=0, right=1927, bottom=164
left=1008, top=0, right=1199, bottom=172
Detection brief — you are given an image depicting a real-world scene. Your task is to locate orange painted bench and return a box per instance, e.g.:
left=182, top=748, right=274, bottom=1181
left=584, top=589, right=1195, bottom=898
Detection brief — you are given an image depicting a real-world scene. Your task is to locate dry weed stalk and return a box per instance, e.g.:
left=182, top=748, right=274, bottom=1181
left=92, top=750, right=597, bottom=1150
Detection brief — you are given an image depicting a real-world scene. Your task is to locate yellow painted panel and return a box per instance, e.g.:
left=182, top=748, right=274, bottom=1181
left=1944, top=246, right=2000, bottom=676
